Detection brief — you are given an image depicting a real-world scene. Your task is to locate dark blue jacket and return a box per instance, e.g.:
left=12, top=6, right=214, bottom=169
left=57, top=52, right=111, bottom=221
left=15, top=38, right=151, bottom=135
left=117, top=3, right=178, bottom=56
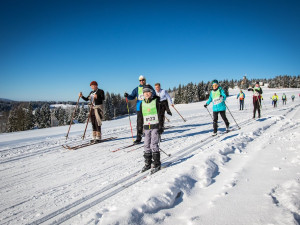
left=127, top=84, right=156, bottom=111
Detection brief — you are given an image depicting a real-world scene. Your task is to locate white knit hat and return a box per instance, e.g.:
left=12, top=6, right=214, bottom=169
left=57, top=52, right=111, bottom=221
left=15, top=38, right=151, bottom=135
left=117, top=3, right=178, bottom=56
left=139, top=75, right=146, bottom=81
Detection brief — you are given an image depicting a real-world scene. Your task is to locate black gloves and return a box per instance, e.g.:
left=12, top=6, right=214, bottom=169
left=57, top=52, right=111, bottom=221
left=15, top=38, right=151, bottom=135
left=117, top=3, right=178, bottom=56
left=204, top=104, right=208, bottom=108
left=124, top=92, right=129, bottom=98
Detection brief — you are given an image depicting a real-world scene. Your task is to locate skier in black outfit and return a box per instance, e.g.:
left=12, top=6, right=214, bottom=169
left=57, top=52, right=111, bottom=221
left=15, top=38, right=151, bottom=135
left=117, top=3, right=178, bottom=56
left=79, top=81, right=105, bottom=143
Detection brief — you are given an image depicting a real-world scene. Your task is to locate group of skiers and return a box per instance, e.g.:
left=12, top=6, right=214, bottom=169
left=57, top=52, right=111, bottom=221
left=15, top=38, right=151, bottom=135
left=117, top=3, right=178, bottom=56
left=79, top=76, right=174, bottom=173
left=271, top=93, right=295, bottom=107
left=78, top=78, right=297, bottom=174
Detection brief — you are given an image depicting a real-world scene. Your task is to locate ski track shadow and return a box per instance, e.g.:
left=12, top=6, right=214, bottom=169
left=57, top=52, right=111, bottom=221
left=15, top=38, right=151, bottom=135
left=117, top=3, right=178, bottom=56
left=166, top=154, right=194, bottom=168
left=175, top=122, right=212, bottom=129
left=221, top=134, right=238, bottom=141
left=257, top=118, right=268, bottom=122
left=162, top=129, right=213, bottom=142
left=163, top=129, right=191, bottom=135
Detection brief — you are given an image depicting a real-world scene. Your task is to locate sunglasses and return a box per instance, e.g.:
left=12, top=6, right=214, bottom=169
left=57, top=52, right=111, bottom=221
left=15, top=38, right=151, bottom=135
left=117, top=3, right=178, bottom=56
left=139, top=79, right=145, bottom=81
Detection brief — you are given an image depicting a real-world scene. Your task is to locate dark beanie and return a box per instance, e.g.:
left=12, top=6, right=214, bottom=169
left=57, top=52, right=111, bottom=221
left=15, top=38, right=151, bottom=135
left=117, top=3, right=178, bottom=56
left=143, top=84, right=152, bottom=93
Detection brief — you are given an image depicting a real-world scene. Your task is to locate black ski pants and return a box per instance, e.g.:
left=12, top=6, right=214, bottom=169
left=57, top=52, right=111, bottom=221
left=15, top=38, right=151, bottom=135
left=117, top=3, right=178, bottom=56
left=253, top=99, right=261, bottom=117
left=213, top=111, right=229, bottom=133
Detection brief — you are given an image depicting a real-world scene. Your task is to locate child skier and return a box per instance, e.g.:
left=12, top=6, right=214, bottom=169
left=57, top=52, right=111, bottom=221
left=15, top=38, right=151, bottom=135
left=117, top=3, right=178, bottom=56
left=204, top=80, right=230, bottom=136
left=79, top=81, right=105, bottom=143
left=140, top=85, right=164, bottom=174
left=237, top=90, right=245, bottom=110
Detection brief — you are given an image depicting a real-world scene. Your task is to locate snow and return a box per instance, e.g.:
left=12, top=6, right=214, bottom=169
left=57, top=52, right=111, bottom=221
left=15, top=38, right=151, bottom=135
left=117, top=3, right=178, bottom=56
left=1, top=87, right=300, bottom=225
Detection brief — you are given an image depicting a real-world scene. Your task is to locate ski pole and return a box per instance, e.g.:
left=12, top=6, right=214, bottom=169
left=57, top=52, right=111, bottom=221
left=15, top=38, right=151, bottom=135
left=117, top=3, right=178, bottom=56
left=172, top=105, right=186, bottom=122
left=160, top=148, right=171, bottom=157
left=205, top=106, right=213, bottom=121
left=82, top=98, right=94, bottom=140
left=159, top=134, right=171, bottom=157
left=66, top=94, right=81, bottom=140
left=224, top=101, right=241, bottom=129
left=126, top=97, right=134, bottom=142
left=165, top=116, right=170, bottom=123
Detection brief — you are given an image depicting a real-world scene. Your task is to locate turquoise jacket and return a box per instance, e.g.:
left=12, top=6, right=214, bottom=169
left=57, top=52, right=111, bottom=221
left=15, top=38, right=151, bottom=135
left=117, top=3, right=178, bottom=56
left=206, top=87, right=227, bottom=112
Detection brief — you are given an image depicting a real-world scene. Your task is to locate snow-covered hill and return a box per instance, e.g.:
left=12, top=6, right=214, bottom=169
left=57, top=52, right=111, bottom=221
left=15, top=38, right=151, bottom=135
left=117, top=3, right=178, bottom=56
left=1, top=87, right=300, bottom=225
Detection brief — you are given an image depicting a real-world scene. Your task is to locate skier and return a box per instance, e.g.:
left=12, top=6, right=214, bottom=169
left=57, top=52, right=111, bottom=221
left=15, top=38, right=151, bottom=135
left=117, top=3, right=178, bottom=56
left=124, top=75, right=156, bottom=144
left=140, top=84, right=164, bottom=174
left=282, top=93, right=287, bottom=105
left=204, top=80, right=230, bottom=136
left=79, top=81, right=105, bottom=143
left=154, top=83, right=174, bottom=128
left=249, top=82, right=263, bottom=118
left=237, top=90, right=245, bottom=110
left=272, top=93, right=279, bottom=108
left=291, top=95, right=295, bottom=102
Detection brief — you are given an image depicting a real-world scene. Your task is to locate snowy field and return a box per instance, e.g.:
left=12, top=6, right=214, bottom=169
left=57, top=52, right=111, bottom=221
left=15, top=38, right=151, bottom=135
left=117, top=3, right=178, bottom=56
left=1, top=87, right=300, bottom=225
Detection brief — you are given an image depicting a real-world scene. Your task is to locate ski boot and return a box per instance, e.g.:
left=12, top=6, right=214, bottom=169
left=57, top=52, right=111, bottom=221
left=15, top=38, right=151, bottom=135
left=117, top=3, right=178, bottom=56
left=141, top=153, right=152, bottom=172
left=94, top=132, right=102, bottom=143
left=134, top=134, right=142, bottom=144
left=150, top=152, right=161, bottom=174
left=90, top=131, right=97, bottom=143
left=167, top=110, right=172, bottom=116
left=226, top=124, right=230, bottom=133
left=212, top=132, right=217, bottom=136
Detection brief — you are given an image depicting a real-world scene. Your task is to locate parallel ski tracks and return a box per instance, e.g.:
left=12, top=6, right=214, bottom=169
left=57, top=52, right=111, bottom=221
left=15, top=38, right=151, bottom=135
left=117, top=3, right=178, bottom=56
left=28, top=114, right=263, bottom=225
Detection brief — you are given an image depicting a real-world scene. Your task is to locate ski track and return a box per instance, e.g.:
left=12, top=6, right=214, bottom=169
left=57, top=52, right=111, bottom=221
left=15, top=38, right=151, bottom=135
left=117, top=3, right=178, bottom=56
left=0, top=88, right=299, bottom=225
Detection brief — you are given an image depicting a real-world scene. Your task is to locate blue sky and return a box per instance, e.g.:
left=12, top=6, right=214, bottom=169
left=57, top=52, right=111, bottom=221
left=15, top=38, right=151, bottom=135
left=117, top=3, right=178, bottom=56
left=0, top=0, right=299, bottom=101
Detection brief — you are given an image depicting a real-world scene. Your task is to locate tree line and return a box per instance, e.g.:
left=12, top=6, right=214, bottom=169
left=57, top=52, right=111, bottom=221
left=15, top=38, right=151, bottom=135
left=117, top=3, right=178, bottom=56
left=1, top=75, right=299, bottom=133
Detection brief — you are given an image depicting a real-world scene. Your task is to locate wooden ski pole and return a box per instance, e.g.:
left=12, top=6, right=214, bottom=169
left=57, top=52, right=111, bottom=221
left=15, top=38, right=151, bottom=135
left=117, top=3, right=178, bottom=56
left=66, top=94, right=81, bottom=140
left=172, top=105, right=186, bottom=122
left=165, top=116, right=170, bottom=123
left=82, top=98, right=94, bottom=140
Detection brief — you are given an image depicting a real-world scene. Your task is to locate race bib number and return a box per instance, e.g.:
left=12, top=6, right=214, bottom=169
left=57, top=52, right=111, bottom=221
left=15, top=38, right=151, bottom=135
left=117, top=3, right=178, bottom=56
left=254, top=92, right=260, bottom=97
left=213, top=97, right=222, bottom=105
left=144, top=114, right=159, bottom=125
left=138, top=94, right=144, bottom=100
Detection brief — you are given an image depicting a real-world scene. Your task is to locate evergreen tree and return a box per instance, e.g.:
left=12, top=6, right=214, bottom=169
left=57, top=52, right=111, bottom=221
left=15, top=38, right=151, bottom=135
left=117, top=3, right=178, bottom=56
left=24, top=103, right=34, bottom=130
left=174, top=84, right=182, bottom=104
left=34, top=107, right=41, bottom=128
left=39, top=104, right=51, bottom=128
left=104, top=92, right=113, bottom=120
left=6, top=107, right=18, bottom=132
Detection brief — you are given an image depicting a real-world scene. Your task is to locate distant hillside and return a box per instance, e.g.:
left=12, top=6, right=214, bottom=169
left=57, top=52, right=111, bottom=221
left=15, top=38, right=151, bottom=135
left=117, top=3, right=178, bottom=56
left=0, top=98, right=13, bottom=102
